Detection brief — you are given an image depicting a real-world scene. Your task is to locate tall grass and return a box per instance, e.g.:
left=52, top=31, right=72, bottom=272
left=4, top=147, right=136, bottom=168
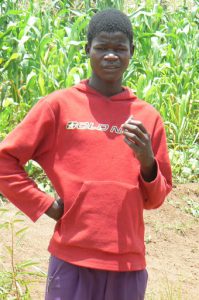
left=0, top=0, right=198, bottom=182
left=0, top=2, right=198, bottom=298
left=0, top=208, right=46, bottom=299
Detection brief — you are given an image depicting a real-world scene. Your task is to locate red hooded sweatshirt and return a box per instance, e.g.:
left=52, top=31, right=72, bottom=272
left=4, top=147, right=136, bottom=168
left=0, top=80, right=172, bottom=271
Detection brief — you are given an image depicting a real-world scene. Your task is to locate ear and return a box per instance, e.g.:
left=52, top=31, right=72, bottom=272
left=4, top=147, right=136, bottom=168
left=130, top=44, right=135, bottom=57
left=85, top=43, right=90, bottom=56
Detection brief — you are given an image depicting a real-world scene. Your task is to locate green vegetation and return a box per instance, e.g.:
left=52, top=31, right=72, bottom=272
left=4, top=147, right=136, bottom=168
left=0, top=208, right=46, bottom=299
left=0, top=0, right=198, bottom=298
left=169, top=197, right=199, bottom=218
left=0, top=0, right=198, bottom=182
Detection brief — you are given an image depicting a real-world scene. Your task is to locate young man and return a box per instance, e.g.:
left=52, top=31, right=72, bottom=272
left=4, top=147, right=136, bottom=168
left=0, top=9, right=172, bottom=300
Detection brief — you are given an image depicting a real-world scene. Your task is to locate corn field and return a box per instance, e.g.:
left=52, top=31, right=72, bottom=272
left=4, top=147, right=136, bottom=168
left=0, top=1, right=199, bottom=299
left=0, top=0, right=198, bottom=183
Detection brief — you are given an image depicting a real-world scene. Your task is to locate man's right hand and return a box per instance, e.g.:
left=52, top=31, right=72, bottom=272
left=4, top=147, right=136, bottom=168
left=45, top=198, right=64, bottom=221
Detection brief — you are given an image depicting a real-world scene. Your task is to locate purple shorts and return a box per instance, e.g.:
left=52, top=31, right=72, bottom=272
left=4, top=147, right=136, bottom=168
left=45, top=256, right=148, bottom=300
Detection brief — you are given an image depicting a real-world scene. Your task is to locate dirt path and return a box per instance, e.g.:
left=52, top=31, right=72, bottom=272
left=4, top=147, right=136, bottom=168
left=0, top=183, right=198, bottom=299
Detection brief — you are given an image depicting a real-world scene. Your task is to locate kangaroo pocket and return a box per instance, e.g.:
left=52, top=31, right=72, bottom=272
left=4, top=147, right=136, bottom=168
left=60, top=181, right=144, bottom=254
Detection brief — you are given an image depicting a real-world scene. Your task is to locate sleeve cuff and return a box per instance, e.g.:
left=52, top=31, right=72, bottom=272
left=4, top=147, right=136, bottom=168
left=139, top=159, right=168, bottom=209
left=28, top=195, right=55, bottom=222
left=139, top=158, right=160, bottom=185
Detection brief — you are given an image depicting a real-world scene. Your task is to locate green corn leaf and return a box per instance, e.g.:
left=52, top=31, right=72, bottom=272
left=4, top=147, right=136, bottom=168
left=16, top=226, right=29, bottom=237
left=16, top=260, right=39, bottom=269
left=38, top=74, right=46, bottom=95
left=5, top=246, right=13, bottom=255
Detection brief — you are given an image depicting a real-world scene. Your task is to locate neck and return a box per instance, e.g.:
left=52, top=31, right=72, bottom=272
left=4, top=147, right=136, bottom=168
left=88, top=74, right=123, bottom=97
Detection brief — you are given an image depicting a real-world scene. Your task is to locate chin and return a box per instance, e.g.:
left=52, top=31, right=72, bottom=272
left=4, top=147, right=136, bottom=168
left=101, top=74, right=122, bottom=83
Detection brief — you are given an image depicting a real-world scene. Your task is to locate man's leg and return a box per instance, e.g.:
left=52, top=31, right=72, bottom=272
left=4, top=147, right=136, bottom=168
left=105, top=269, right=148, bottom=300
left=45, top=255, right=108, bottom=300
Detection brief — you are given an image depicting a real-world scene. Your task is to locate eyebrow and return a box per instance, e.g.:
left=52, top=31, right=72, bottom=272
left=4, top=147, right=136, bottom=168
left=94, top=41, right=128, bottom=47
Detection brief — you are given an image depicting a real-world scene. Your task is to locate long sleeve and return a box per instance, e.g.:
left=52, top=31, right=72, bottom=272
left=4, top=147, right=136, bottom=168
left=0, top=99, right=55, bottom=221
left=139, top=117, right=172, bottom=209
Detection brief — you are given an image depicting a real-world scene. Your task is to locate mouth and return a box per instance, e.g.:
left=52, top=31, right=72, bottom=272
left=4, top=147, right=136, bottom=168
left=102, top=63, right=120, bottom=69
left=103, top=66, right=120, bottom=71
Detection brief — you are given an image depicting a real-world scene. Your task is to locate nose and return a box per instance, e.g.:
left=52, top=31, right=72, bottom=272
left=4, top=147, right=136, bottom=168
left=104, top=53, right=118, bottom=61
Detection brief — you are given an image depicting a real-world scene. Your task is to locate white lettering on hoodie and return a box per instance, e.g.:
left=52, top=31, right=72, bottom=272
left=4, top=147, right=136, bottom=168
left=66, top=121, right=122, bottom=134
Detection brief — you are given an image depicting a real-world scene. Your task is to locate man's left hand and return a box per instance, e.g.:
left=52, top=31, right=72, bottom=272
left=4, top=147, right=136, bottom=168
left=121, top=116, right=157, bottom=182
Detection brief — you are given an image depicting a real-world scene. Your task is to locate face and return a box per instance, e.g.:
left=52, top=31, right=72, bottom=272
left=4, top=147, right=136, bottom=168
left=86, top=31, right=133, bottom=83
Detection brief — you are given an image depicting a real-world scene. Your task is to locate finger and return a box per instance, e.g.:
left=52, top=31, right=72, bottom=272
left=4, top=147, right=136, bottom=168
left=56, top=198, right=64, bottom=207
left=122, top=119, right=148, bottom=134
left=123, top=131, right=145, bottom=147
left=122, top=123, right=147, bottom=141
left=124, top=115, right=134, bottom=124
left=124, top=137, right=139, bottom=152
left=122, top=116, right=134, bottom=127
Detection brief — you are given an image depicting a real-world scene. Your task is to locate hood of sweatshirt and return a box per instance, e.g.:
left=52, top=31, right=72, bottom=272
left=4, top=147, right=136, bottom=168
left=74, top=79, right=137, bottom=102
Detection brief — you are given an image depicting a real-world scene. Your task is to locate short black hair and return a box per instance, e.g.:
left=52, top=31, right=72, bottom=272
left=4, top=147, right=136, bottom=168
left=87, top=9, right=133, bottom=45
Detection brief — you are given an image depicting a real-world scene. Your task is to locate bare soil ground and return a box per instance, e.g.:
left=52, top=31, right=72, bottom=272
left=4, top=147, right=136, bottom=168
left=0, top=183, right=198, bottom=300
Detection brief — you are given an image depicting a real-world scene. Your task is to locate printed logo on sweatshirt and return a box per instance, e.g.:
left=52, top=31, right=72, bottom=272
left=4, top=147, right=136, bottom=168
left=66, top=121, right=122, bottom=135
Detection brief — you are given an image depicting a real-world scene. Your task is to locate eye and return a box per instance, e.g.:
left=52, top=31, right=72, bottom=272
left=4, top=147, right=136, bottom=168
left=95, top=47, right=106, bottom=51
left=116, top=48, right=127, bottom=52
